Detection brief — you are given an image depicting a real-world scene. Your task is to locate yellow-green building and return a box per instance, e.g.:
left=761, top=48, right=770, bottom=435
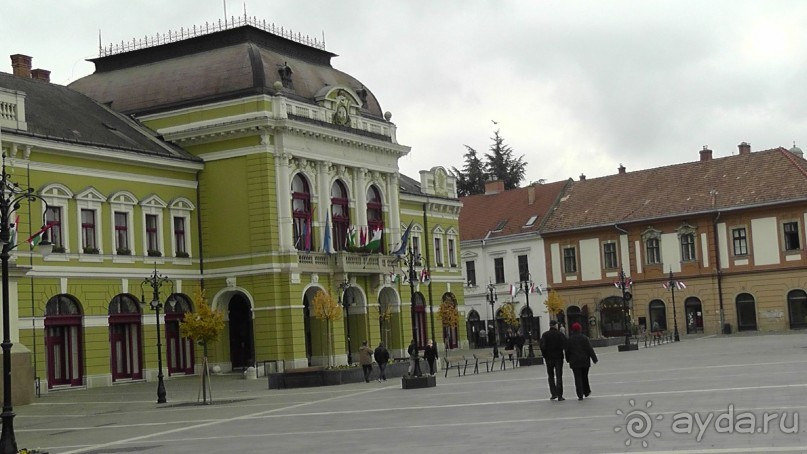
left=1, top=19, right=464, bottom=398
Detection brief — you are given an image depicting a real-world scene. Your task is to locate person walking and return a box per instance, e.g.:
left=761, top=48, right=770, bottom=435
left=407, top=339, right=418, bottom=377
left=539, top=320, right=567, bottom=401
left=358, top=340, right=374, bottom=383
left=565, top=322, right=598, bottom=400
left=373, top=342, right=390, bottom=381
left=424, top=339, right=438, bottom=376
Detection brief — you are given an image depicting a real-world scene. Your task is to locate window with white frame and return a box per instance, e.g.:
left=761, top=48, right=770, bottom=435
left=40, top=185, right=72, bottom=253
left=109, top=191, right=137, bottom=256
left=642, top=227, right=662, bottom=265
left=603, top=242, right=618, bottom=269
left=465, top=260, right=476, bottom=286
left=169, top=198, right=194, bottom=258
left=563, top=247, right=577, bottom=273
left=732, top=227, right=748, bottom=256
left=783, top=221, right=801, bottom=251
left=678, top=223, right=697, bottom=262
left=448, top=237, right=457, bottom=267
left=434, top=237, right=443, bottom=266
left=75, top=187, right=105, bottom=255
left=140, top=195, right=166, bottom=257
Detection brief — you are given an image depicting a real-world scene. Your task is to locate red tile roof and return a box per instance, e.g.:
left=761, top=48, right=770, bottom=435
left=541, top=148, right=807, bottom=233
left=459, top=180, right=569, bottom=241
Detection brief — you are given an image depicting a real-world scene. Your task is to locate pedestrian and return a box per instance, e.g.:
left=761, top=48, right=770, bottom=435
left=539, top=320, right=567, bottom=401
left=559, top=323, right=567, bottom=336
left=407, top=339, right=418, bottom=376
left=565, top=322, right=598, bottom=400
left=478, top=328, right=486, bottom=348
left=373, top=342, right=390, bottom=381
left=359, top=340, right=373, bottom=383
left=424, top=339, right=438, bottom=376
left=505, top=329, right=515, bottom=359
left=515, top=329, right=525, bottom=358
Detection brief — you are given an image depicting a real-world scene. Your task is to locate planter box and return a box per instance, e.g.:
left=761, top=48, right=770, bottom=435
left=268, top=362, right=410, bottom=389
left=518, top=356, right=544, bottom=367
left=401, top=374, right=436, bottom=389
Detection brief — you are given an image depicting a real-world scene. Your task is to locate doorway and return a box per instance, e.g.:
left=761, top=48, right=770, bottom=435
left=228, top=294, right=254, bottom=370
left=684, top=297, right=704, bottom=334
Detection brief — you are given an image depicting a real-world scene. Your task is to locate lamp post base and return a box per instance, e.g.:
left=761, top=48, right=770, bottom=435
left=518, top=356, right=543, bottom=367
left=401, top=375, right=436, bottom=389
left=618, top=343, right=639, bottom=352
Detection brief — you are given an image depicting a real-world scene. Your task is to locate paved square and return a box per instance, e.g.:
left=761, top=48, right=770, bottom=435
left=19, top=333, right=807, bottom=453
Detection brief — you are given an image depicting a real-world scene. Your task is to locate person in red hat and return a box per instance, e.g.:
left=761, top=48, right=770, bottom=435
left=565, top=322, right=598, bottom=400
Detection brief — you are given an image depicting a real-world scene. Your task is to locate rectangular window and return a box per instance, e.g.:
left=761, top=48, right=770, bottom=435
left=81, top=209, right=96, bottom=251
left=448, top=239, right=456, bottom=267
left=784, top=222, right=800, bottom=251
left=563, top=247, right=577, bottom=273
left=45, top=207, right=63, bottom=249
left=494, top=257, right=505, bottom=284
left=434, top=237, right=443, bottom=266
left=174, top=216, right=187, bottom=255
left=412, top=236, right=421, bottom=260
left=114, top=212, right=129, bottom=252
left=146, top=214, right=160, bottom=253
left=732, top=227, right=748, bottom=256
left=518, top=255, right=529, bottom=281
left=603, top=242, right=618, bottom=269
left=681, top=234, right=696, bottom=261
left=465, top=260, right=476, bottom=287
left=646, top=238, right=660, bottom=264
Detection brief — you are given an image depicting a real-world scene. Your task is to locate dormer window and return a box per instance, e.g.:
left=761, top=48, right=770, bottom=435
left=278, top=63, right=293, bottom=89
left=524, top=215, right=538, bottom=228
left=493, top=220, right=507, bottom=232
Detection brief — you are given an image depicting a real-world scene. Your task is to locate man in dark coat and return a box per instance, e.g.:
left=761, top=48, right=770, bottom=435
left=565, top=322, right=598, bottom=400
left=374, top=342, right=390, bottom=382
left=539, top=320, right=567, bottom=401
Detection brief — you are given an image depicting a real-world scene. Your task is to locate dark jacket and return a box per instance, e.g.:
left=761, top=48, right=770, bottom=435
left=407, top=342, right=417, bottom=358
left=539, top=327, right=566, bottom=361
left=424, top=344, right=438, bottom=361
left=565, top=333, right=598, bottom=368
left=374, top=345, right=390, bottom=364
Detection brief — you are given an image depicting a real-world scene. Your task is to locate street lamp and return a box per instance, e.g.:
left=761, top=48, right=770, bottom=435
left=141, top=266, right=172, bottom=404
left=486, top=281, right=499, bottom=358
left=516, top=277, right=537, bottom=358
left=337, top=276, right=352, bottom=365
left=664, top=268, right=682, bottom=342
left=617, top=270, right=637, bottom=352
left=0, top=153, right=53, bottom=454
left=405, top=245, right=423, bottom=378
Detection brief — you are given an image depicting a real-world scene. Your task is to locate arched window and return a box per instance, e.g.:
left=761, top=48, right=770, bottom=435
left=787, top=289, right=807, bottom=329
left=331, top=180, right=349, bottom=251
left=366, top=185, right=384, bottom=253
left=165, top=294, right=195, bottom=375
left=735, top=293, right=757, bottom=331
left=648, top=299, right=667, bottom=331
left=292, top=174, right=312, bottom=251
left=45, top=294, right=84, bottom=388
left=108, top=294, right=143, bottom=381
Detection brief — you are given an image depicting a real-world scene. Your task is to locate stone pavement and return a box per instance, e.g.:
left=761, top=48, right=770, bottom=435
left=17, top=333, right=807, bottom=453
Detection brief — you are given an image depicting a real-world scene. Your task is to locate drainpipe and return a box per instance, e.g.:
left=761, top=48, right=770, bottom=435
left=195, top=170, right=205, bottom=291
left=423, top=202, right=436, bottom=347
left=712, top=209, right=725, bottom=333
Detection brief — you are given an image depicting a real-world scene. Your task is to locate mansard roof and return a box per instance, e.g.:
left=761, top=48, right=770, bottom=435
left=459, top=180, right=568, bottom=242
left=541, top=147, right=807, bottom=234
left=0, top=72, right=199, bottom=162
left=68, top=24, right=384, bottom=119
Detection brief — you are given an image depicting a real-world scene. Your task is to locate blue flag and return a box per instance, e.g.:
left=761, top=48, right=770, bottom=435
left=391, top=221, right=413, bottom=258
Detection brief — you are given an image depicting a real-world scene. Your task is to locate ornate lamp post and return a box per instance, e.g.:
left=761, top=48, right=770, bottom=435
left=617, top=270, right=638, bottom=352
left=0, top=154, right=53, bottom=454
left=487, top=281, right=499, bottom=358
left=337, top=276, right=352, bottom=365
left=406, top=245, right=423, bottom=378
left=516, top=277, right=537, bottom=358
left=664, top=268, right=682, bottom=342
left=141, top=267, right=172, bottom=404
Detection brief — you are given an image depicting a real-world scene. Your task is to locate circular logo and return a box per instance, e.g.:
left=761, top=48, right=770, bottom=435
left=614, top=399, right=663, bottom=448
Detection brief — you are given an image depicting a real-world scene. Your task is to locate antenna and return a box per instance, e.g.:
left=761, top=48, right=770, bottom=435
left=223, top=0, right=228, bottom=26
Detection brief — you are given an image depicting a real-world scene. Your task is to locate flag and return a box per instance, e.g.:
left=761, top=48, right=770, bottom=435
left=662, top=281, right=669, bottom=290
left=346, top=225, right=357, bottom=249
left=676, top=280, right=687, bottom=290
left=359, top=226, right=368, bottom=248
left=323, top=213, right=335, bottom=255
left=9, top=215, right=19, bottom=246
left=615, top=277, right=633, bottom=288
left=509, top=283, right=517, bottom=297
left=27, top=224, right=53, bottom=247
left=366, top=228, right=382, bottom=252
left=420, top=269, right=431, bottom=286
left=390, top=272, right=399, bottom=284
left=303, top=215, right=312, bottom=251
left=391, top=221, right=413, bottom=257
left=531, top=283, right=543, bottom=295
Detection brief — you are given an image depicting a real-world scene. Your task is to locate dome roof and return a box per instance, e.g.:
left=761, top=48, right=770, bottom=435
left=69, top=25, right=383, bottom=119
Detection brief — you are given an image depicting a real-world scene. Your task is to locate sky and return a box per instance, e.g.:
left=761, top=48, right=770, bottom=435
left=3, top=1, right=807, bottom=185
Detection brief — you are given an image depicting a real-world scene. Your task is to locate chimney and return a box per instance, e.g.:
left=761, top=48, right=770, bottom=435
left=738, top=142, right=751, bottom=155
left=485, top=179, right=505, bottom=195
left=527, top=185, right=535, bottom=205
left=579, top=174, right=586, bottom=181
left=618, top=164, right=626, bottom=174
left=31, top=69, right=50, bottom=82
left=699, top=146, right=713, bottom=161
left=10, top=54, right=32, bottom=78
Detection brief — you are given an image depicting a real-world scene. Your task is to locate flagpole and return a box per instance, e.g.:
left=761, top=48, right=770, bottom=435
left=668, top=268, right=680, bottom=342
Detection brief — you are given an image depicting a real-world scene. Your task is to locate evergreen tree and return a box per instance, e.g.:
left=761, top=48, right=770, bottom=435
left=485, top=130, right=526, bottom=190
left=451, top=145, right=487, bottom=196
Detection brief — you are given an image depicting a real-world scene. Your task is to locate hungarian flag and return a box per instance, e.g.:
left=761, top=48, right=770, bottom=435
left=530, top=283, right=543, bottom=295
left=419, top=269, right=431, bottom=286
left=365, top=228, right=382, bottom=252
left=675, top=280, right=687, bottom=290
left=27, top=224, right=53, bottom=247
left=346, top=225, right=357, bottom=249
left=9, top=215, right=19, bottom=246
left=509, top=284, right=518, bottom=297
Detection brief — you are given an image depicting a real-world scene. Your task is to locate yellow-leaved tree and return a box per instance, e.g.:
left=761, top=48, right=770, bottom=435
left=544, top=289, right=565, bottom=322
left=311, top=289, right=342, bottom=367
left=375, top=301, right=393, bottom=348
left=499, top=302, right=520, bottom=330
left=438, top=294, right=459, bottom=352
left=180, top=289, right=224, bottom=404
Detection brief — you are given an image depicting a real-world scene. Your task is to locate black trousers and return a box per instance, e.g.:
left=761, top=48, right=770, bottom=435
left=545, top=358, right=563, bottom=398
left=426, top=358, right=436, bottom=375
left=362, top=364, right=372, bottom=382
left=378, top=362, right=387, bottom=380
left=572, top=367, right=591, bottom=398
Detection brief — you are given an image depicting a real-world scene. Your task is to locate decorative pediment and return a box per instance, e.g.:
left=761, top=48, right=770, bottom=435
left=75, top=187, right=107, bottom=203
left=170, top=197, right=196, bottom=211
left=460, top=250, right=478, bottom=259
left=140, top=194, right=167, bottom=209
left=641, top=226, right=662, bottom=241
left=40, top=183, right=73, bottom=199
left=314, top=86, right=362, bottom=127
left=676, top=222, right=696, bottom=237
left=109, top=191, right=137, bottom=206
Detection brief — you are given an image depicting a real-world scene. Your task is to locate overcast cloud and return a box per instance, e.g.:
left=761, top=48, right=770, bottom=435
left=3, top=1, right=807, bottom=185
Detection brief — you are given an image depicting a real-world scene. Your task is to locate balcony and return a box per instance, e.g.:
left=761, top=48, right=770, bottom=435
left=297, top=251, right=396, bottom=274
